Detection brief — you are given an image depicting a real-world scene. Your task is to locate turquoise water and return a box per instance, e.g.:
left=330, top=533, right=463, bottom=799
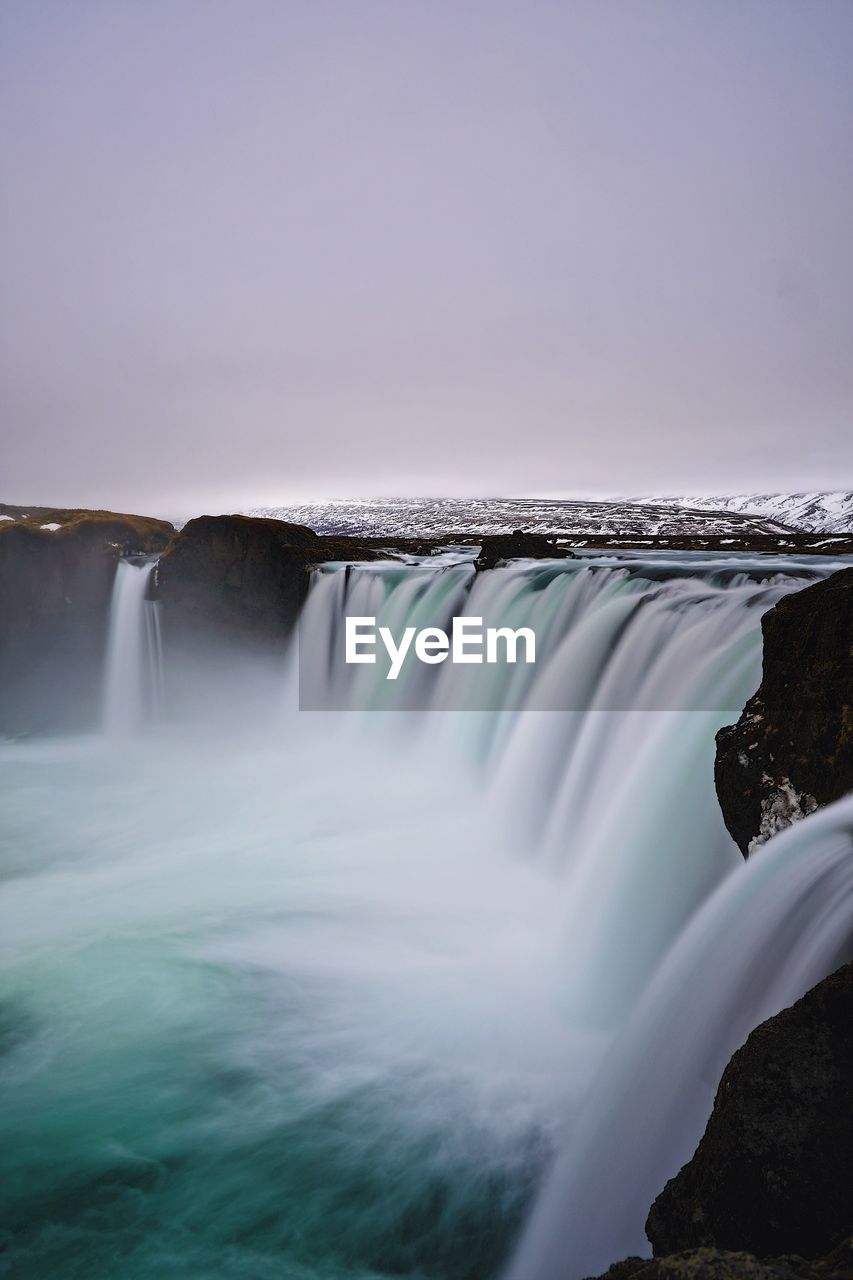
left=0, top=736, right=569, bottom=1280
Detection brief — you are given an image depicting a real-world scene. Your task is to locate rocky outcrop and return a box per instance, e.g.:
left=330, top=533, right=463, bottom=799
left=587, top=968, right=853, bottom=1277
left=715, top=568, right=853, bottom=855
left=646, top=965, right=853, bottom=1261
left=154, top=514, right=387, bottom=648
left=151, top=514, right=392, bottom=723
left=474, top=529, right=576, bottom=571
left=585, top=1237, right=853, bottom=1279
left=0, top=509, right=173, bottom=734
left=155, top=515, right=321, bottom=646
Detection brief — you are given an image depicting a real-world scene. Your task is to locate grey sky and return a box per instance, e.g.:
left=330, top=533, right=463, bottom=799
left=2, top=0, right=852, bottom=516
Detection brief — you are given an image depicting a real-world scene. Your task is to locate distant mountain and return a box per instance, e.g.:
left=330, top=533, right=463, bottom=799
left=243, top=497, right=797, bottom=539
left=640, top=492, right=853, bottom=535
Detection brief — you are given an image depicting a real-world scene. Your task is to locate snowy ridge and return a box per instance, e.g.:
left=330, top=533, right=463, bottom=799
left=242, top=497, right=797, bottom=538
left=640, top=491, right=853, bottom=535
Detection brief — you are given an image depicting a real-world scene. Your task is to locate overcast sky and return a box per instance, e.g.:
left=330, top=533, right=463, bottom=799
left=2, top=1, right=852, bottom=516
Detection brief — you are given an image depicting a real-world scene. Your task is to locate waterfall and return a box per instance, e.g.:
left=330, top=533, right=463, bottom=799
left=101, top=556, right=163, bottom=734
left=5, top=548, right=852, bottom=1280
left=291, top=551, right=853, bottom=1273
left=298, top=554, right=829, bottom=721
left=504, top=793, right=853, bottom=1280
left=296, top=558, right=843, bottom=990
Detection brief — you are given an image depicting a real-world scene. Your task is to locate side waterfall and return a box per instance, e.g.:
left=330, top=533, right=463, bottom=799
left=505, top=793, right=853, bottom=1279
left=102, top=556, right=163, bottom=734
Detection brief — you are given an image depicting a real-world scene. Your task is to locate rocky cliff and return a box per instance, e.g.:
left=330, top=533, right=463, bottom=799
left=155, top=514, right=323, bottom=647
left=647, top=965, right=853, bottom=1261
left=153, top=514, right=391, bottom=649
left=715, top=568, right=853, bottom=856
left=584, top=969, right=853, bottom=1279
left=0, top=510, right=173, bottom=734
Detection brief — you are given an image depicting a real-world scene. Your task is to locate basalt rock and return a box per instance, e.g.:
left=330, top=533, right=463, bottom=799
left=715, top=567, right=853, bottom=856
left=155, top=515, right=318, bottom=644
left=474, top=529, right=576, bottom=571
left=155, top=514, right=383, bottom=646
left=645, top=965, right=853, bottom=1262
left=585, top=1238, right=853, bottom=1279
left=0, top=509, right=174, bottom=734
left=151, top=515, right=388, bottom=722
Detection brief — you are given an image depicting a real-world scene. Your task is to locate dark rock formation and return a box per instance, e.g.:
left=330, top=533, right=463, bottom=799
left=0, top=509, right=173, bottom=734
left=585, top=1237, right=853, bottom=1279
left=152, top=514, right=389, bottom=723
left=715, top=568, right=853, bottom=856
left=154, top=514, right=397, bottom=646
left=474, top=529, right=576, bottom=571
left=645, top=965, right=853, bottom=1261
left=155, top=514, right=322, bottom=646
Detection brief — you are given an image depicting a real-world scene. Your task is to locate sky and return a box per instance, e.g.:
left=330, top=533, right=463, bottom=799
left=1, top=0, right=852, bottom=517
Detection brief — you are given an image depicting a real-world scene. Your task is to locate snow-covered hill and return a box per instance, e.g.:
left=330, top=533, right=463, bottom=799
left=641, top=492, right=853, bottom=535
left=242, top=497, right=797, bottom=538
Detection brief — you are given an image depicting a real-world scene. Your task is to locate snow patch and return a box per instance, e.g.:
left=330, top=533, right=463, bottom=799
left=40, top=522, right=62, bottom=531
left=641, top=491, right=853, bottom=535
left=748, top=776, right=818, bottom=854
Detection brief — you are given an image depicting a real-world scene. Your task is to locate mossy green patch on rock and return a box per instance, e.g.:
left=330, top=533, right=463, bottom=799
left=0, top=504, right=173, bottom=550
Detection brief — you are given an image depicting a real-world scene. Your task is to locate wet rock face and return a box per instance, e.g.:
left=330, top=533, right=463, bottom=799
left=152, top=514, right=390, bottom=724
left=474, top=529, right=576, bottom=571
left=0, top=511, right=173, bottom=734
left=645, top=965, right=853, bottom=1262
left=154, top=514, right=324, bottom=647
left=715, top=567, right=853, bottom=856
left=154, top=514, right=404, bottom=655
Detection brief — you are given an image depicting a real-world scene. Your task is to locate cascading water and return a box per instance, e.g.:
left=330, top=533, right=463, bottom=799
left=101, top=556, right=164, bottom=734
left=505, top=792, right=853, bottom=1280
left=1, top=549, right=852, bottom=1280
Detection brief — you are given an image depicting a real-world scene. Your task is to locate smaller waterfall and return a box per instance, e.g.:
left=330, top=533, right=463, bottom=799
left=504, top=793, right=853, bottom=1280
left=102, top=557, right=163, bottom=735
